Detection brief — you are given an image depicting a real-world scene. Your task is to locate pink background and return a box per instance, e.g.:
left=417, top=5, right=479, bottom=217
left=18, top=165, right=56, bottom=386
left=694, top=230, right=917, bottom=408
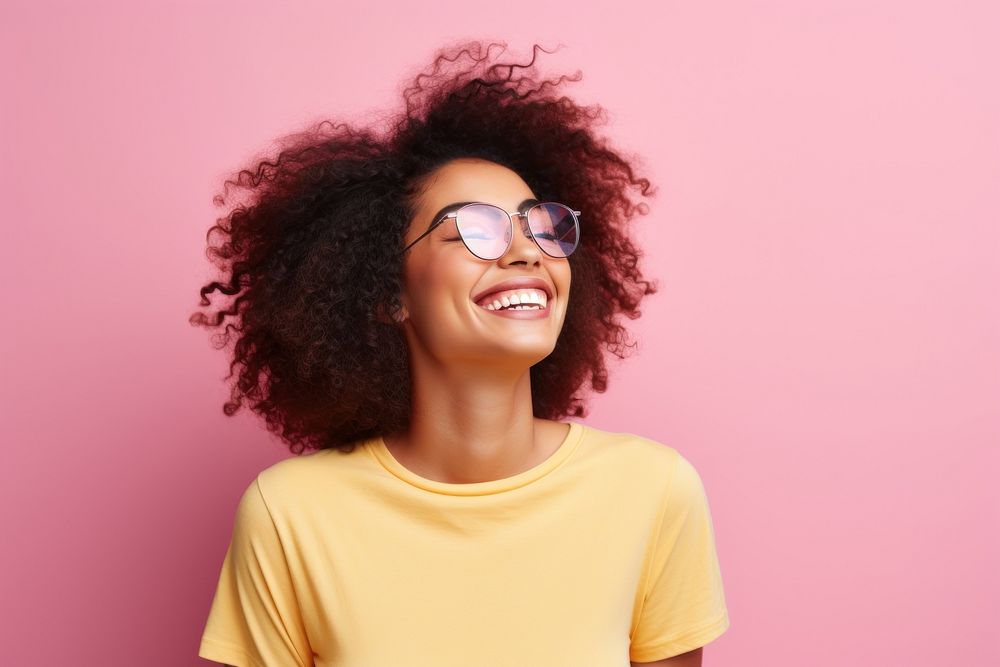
left=3, top=1, right=997, bottom=665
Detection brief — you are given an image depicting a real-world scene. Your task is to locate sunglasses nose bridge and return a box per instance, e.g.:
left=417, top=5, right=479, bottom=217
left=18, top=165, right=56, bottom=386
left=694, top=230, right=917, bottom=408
left=506, top=210, right=538, bottom=247
left=510, top=210, right=533, bottom=234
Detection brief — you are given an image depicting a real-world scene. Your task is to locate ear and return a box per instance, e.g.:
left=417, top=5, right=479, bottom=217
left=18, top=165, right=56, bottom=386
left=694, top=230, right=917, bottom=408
left=375, top=297, right=408, bottom=324
left=392, top=301, right=409, bottom=323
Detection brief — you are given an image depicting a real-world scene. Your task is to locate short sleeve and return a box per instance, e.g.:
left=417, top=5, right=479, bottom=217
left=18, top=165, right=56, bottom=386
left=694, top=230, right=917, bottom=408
left=629, top=450, right=730, bottom=662
left=198, top=477, right=313, bottom=667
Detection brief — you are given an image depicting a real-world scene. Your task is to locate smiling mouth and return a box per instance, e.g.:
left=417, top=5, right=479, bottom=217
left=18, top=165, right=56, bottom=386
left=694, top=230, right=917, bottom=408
left=473, top=289, right=551, bottom=312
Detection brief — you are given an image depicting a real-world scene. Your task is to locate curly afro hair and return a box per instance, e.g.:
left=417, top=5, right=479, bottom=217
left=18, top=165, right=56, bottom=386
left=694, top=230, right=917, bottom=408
left=189, top=40, right=659, bottom=455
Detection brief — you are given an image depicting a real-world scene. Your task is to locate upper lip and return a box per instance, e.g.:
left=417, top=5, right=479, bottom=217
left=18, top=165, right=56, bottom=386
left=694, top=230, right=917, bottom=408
left=472, top=277, right=554, bottom=305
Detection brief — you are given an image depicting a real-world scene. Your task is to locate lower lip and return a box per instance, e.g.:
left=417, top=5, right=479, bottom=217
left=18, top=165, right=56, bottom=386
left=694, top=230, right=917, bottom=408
left=475, top=298, right=552, bottom=319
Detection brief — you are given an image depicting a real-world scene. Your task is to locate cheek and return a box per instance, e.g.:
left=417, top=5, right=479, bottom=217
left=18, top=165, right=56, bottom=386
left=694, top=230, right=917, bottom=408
left=551, top=261, right=572, bottom=295
left=405, top=258, right=482, bottom=312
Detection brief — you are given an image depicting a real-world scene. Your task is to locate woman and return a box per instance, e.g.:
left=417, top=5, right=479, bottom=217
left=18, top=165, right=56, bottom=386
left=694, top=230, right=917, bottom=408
left=192, top=40, right=729, bottom=667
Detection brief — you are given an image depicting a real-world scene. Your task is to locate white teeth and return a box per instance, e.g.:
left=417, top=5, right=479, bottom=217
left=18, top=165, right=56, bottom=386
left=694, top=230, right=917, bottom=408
left=477, top=289, right=549, bottom=311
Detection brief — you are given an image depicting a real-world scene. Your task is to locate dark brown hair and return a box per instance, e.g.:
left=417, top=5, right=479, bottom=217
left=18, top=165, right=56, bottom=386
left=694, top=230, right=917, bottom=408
left=189, top=40, right=659, bottom=454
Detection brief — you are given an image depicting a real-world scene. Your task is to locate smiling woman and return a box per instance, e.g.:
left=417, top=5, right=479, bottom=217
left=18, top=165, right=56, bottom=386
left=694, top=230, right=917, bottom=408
left=191, top=39, right=729, bottom=666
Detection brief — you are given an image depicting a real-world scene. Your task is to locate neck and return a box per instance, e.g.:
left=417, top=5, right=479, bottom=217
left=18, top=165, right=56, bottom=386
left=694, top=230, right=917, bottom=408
left=384, top=358, right=554, bottom=484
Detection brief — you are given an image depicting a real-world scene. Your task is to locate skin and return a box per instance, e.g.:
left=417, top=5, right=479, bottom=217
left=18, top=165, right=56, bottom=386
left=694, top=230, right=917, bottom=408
left=384, top=157, right=573, bottom=482
left=385, top=158, right=707, bottom=666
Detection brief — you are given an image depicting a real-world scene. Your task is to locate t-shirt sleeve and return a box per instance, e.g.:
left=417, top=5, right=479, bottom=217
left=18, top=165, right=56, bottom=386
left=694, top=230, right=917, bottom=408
left=198, top=476, right=313, bottom=667
left=629, top=450, right=730, bottom=662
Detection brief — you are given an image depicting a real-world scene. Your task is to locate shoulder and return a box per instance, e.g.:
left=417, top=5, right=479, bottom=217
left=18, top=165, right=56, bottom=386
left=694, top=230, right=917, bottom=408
left=579, top=422, right=682, bottom=474
left=249, top=445, right=367, bottom=514
left=577, top=423, right=710, bottom=501
left=256, top=448, right=331, bottom=482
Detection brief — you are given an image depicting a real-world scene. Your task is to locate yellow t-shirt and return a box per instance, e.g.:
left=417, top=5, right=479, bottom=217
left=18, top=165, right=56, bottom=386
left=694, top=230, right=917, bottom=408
left=198, top=421, right=730, bottom=666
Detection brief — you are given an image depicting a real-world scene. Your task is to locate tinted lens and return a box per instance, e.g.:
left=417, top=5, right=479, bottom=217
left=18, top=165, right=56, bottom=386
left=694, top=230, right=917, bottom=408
left=527, top=203, right=579, bottom=258
left=455, top=204, right=512, bottom=260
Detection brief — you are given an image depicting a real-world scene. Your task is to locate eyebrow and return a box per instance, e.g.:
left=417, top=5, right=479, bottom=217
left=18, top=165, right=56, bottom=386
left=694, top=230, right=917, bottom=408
left=424, top=198, right=540, bottom=231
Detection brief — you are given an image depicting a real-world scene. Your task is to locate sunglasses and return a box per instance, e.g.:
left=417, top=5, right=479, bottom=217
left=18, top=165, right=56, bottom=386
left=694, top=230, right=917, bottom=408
left=401, top=200, right=581, bottom=260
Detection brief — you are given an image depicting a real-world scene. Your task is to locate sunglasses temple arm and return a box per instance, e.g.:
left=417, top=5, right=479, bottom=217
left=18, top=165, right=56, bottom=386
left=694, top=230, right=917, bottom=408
left=403, top=214, right=453, bottom=253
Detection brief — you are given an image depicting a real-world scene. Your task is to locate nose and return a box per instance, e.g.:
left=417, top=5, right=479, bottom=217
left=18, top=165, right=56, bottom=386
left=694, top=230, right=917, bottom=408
left=500, top=212, right=542, bottom=261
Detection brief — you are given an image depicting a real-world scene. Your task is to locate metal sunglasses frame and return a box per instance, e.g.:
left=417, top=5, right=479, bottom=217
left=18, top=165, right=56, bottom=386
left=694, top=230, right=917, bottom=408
left=401, top=201, right=582, bottom=259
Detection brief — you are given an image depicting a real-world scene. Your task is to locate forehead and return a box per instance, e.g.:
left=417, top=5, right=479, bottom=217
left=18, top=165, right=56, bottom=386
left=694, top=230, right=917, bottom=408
left=418, top=159, right=536, bottom=211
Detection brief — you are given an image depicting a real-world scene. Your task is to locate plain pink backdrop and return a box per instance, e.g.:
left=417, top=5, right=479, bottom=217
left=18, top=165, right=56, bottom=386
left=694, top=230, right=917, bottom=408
left=2, top=1, right=997, bottom=665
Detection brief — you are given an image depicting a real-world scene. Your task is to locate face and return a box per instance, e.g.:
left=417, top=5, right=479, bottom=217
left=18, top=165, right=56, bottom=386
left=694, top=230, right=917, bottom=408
left=396, top=158, right=572, bottom=368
